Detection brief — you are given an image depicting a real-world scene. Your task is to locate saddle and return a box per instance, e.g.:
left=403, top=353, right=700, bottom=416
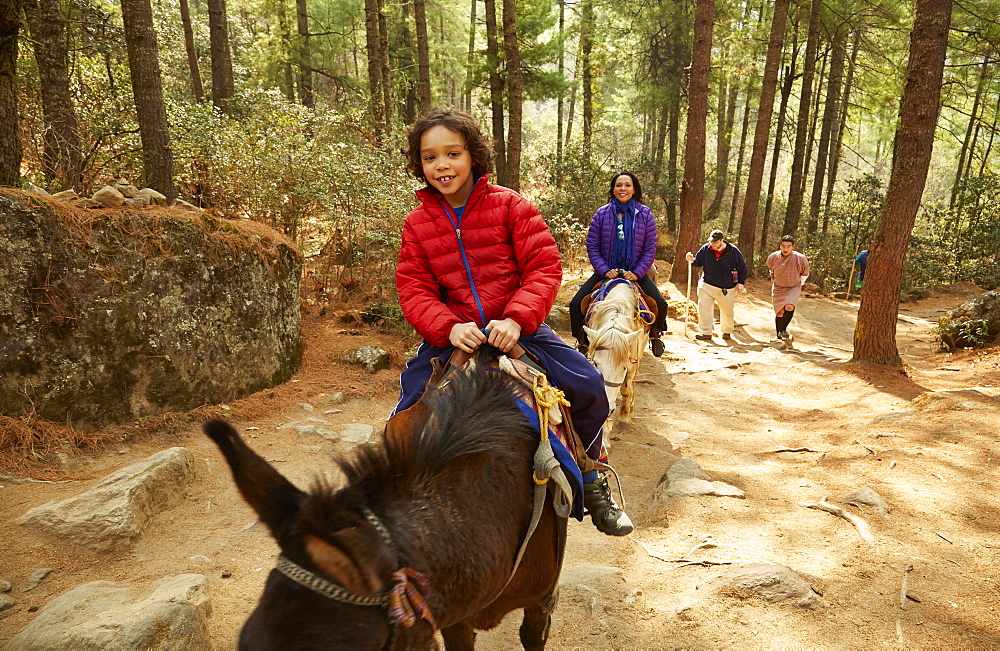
left=581, top=278, right=658, bottom=330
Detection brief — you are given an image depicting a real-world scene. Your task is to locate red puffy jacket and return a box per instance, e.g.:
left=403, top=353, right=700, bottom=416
left=396, top=176, right=562, bottom=348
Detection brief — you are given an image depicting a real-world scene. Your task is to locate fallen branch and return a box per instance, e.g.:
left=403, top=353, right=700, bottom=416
left=772, top=446, right=825, bottom=453
left=798, top=497, right=875, bottom=543
left=631, top=538, right=737, bottom=569
left=0, top=473, right=75, bottom=484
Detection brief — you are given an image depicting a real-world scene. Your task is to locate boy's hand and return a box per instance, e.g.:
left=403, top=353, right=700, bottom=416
left=485, top=318, right=521, bottom=353
left=450, top=322, right=487, bottom=353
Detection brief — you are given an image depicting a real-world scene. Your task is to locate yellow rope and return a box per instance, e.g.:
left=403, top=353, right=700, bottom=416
left=531, top=374, right=570, bottom=445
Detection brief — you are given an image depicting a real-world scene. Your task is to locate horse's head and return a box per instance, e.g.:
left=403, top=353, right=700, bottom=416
left=203, top=419, right=435, bottom=650
left=583, top=325, right=646, bottom=442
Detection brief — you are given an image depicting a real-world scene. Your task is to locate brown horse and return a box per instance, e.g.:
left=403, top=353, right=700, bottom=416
left=205, top=367, right=567, bottom=649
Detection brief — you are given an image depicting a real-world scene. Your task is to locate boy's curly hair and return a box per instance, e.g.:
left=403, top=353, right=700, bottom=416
left=404, top=108, right=496, bottom=183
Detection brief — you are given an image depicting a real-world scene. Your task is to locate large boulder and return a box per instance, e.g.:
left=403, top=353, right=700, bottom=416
left=3, top=574, right=212, bottom=650
left=0, top=190, right=303, bottom=429
left=937, top=289, right=1000, bottom=350
left=13, top=447, right=196, bottom=552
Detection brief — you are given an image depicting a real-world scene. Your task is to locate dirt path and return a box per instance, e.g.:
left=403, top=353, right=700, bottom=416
left=3, top=280, right=999, bottom=648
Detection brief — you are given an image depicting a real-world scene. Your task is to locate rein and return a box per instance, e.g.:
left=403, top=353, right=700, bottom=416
left=274, top=506, right=436, bottom=645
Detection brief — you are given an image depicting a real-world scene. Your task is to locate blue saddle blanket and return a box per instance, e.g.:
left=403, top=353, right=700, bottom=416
left=514, top=398, right=585, bottom=521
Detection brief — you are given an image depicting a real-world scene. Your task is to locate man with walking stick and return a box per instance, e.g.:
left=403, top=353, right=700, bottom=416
left=685, top=230, right=747, bottom=342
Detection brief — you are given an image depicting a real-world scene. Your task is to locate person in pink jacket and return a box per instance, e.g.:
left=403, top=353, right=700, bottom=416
left=392, top=108, right=632, bottom=536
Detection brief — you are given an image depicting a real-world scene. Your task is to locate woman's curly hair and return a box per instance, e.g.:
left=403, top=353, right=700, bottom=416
left=404, top=108, right=496, bottom=183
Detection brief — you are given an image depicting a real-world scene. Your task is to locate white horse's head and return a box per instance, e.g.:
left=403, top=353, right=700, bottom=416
left=582, top=280, right=655, bottom=447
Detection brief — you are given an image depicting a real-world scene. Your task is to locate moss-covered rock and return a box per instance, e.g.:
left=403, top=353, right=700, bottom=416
left=936, top=289, right=1000, bottom=351
left=0, top=190, right=302, bottom=430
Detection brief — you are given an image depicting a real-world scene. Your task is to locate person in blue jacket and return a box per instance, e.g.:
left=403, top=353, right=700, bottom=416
left=685, top=230, right=748, bottom=341
left=854, top=249, right=869, bottom=289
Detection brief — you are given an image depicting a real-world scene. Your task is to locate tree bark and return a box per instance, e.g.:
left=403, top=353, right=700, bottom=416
left=414, top=0, right=431, bottom=113
left=781, top=0, right=821, bottom=237
left=763, top=44, right=798, bottom=249
left=853, top=0, right=952, bottom=365
left=485, top=0, right=505, bottom=184
left=465, top=0, right=476, bottom=113
left=378, top=0, right=391, bottom=126
left=556, top=0, right=564, bottom=169
left=120, top=0, right=176, bottom=200
left=950, top=54, right=989, bottom=208
left=727, top=91, right=751, bottom=234
left=23, top=0, right=82, bottom=190
left=825, top=29, right=859, bottom=216
left=811, top=33, right=845, bottom=233
left=708, top=77, right=737, bottom=220
left=736, top=0, right=789, bottom=270
left=206, top=0, right=235, bottom=112
left=295, top=0, right=313, bottom=107
left=179, top=0, right=204, bottom=101
left=502, top=0, right=522, bottom=191
left=666, top=98, right=679, bottom=231
left=0, top=0, right=20, bottom=187
left=580, top=0, right=594, bottom=159
left=671, top=0, right=714, bottom=284
left=364, top=0, right=383, bottom=128
left=400, top=0, right=417, bottom=123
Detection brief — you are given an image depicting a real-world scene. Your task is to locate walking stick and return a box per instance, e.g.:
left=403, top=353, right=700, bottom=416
left=685, top=260, right=693, bottom=339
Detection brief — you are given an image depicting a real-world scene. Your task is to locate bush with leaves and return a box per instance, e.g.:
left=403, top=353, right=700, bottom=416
left=170, top=90, right=415, bottom=315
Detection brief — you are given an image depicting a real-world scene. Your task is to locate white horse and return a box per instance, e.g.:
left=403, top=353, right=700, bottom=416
left=582, top=281, right=650, bottom=448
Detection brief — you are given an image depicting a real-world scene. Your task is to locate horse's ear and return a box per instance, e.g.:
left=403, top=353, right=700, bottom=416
left=203, top=419, right=306, bottom=537
left=583, top=326, right=598, bottom=341
left=625, top=329, right=645, bottom=345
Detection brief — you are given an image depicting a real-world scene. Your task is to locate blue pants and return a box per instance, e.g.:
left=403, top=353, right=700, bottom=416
left=392, top=324, right=609, bottom=461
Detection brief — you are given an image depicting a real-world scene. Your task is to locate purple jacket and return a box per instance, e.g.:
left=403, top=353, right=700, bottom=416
left=585, top=201, right=657, bottom=278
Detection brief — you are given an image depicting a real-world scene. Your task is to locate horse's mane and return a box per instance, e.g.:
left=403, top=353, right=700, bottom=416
left=311, top=369, right=536, bottom=512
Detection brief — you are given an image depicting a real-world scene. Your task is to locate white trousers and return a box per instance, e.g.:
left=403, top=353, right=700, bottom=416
left=697, top=280, right=737, bottom=335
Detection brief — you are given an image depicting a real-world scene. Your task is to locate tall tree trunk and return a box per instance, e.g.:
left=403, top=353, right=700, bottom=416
left=580, top=0, right=594, bottom=159
left=276, top=0, right=295, bottom=102
left=206, top=0, right=235, bottom=112
left=120, top=0, right=176, bottom=200
left=556, top=0, right=564, bottom=169
left=671, top=0, right=714, bottom=284
left=825, top=29, right=859, bottom=215
left=707, top=77, right=736, bottom=219
left=502, top=0, right=522, bottom=191
left=485, top=0, right=505, bottom=183
left=465, top=0, right=476, bottom=113
left=781, top=0, right=821, bottom=237
left=853, top=0, right=952, bottom=365
left=801, top=47, right=827, bottom=219
left=378, top=0, right=391, bottom=127
left=364, top=0, right=383, bottom=129
left=565, top=35, right=581, bottom=147
left=727, top=92, right=751, bottom=233
left=295, top=0, right=312, bottom=107
left=652, top=101, right=668, bottom=212
left=811, top=34, right=845, bottom=233
left=977, top=85, right=1000, bottom=177
left=737, top=0, right=789, bottom=270
left=0, top=0, right=20, bottom=187
left=762, top=40, right=799, bottom=249
left=179, top=0, right=205, bottom=101
left=400, top=0, right=417, bottom=123
left=949, top=55, right=989, bottom=208
left=414, top=0, right=431, bottom=113
left=666, top=95, right=679, bottom=231
left=24, top=0, right=82, bottom=191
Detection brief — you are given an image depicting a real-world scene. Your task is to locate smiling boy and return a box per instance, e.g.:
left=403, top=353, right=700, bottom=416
left=393, top=108, right=633, bottom=536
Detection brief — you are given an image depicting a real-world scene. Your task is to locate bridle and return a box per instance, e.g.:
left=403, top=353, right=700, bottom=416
left=274, top=506, right=436, bottom=648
